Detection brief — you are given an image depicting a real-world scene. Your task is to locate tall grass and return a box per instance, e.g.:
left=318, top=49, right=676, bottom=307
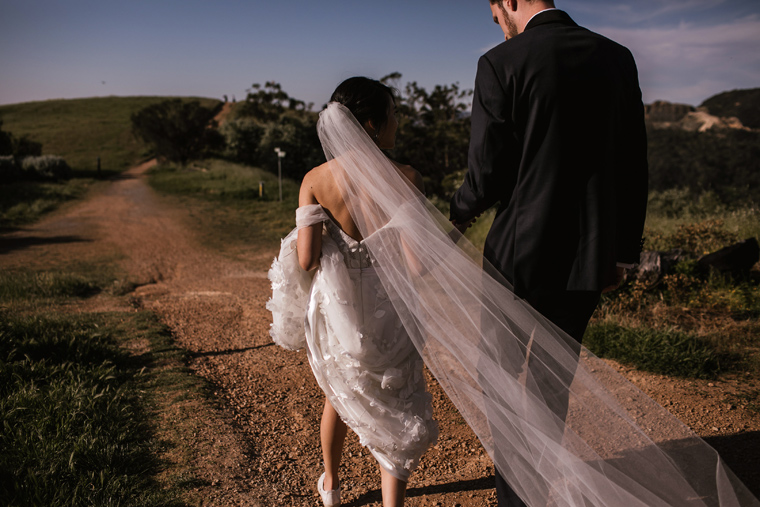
left=584, top=322, right=735, bottom=379
left=0, top=179, right=94, bottom=229
left=0, top=266, right=208, bottom=505
left=0, top=310, right=185, bottom=506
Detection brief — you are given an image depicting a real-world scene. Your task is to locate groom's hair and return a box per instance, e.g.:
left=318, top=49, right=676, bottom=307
left=330, top=77, right=395, bottom=132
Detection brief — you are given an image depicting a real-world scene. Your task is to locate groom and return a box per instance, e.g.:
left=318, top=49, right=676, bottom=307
left=451, top=0, right=648, bottom=505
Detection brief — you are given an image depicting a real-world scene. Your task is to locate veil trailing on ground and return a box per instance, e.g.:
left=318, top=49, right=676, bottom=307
left=315, top=102, right=758, bottom=507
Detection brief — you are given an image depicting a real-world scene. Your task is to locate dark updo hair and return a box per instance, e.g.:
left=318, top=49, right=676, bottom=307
left=330, top=77, right=395, bottom=131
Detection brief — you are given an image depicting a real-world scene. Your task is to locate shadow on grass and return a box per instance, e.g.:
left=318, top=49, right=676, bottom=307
left=0, top=234, right=90, bottom=254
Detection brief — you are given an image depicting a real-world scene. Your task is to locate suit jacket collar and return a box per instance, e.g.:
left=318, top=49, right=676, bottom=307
left=524, top=9, right=577, bottom=31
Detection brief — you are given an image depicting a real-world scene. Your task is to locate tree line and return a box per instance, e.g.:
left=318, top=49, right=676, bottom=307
left=131, top=82, right=760, bottom=204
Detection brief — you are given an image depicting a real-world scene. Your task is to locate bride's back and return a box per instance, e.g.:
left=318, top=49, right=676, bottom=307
left=301, top=160, right=361, bottom=240
left=301, top=159, right=423, bottom=242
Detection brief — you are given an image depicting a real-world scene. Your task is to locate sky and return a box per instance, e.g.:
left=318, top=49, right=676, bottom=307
left=1, top=0, right=758, bottom=109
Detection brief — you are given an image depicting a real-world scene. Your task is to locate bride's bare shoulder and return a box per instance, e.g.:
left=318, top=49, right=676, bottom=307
left=300, top=162, right=338, bottom=206
left=391, top=160, right=425, bottom=193
left=300, top=163, right=326, bottom=205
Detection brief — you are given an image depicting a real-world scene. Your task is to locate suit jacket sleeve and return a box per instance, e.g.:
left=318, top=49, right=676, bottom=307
left=615, top=49, right=648, bottom=265
left=451, top=55, right=519, bottom=222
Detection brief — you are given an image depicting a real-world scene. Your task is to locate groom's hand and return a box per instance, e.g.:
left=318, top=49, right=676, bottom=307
left=602, top=266, right=627, bottom=293
left=451, top=214, right=481, bottom=234
left=451, top=219, right=472, bottom=234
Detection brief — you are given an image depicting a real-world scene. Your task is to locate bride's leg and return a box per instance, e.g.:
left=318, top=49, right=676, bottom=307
left=321, top=398, right=347, bottom=491
left=380, top=467, right=407, bottom=507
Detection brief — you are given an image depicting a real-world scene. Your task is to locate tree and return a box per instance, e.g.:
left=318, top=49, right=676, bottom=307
left=225, top=82, right=322, bottom=178
left=237, top=81, right=312, bottom=122
left=0, top=119, right=42, bottom=157
left=381, top=74, right=473, bottom=196
left=647, top=126, right=760, bottom=205
left=131, top=100, right=222, bottom=165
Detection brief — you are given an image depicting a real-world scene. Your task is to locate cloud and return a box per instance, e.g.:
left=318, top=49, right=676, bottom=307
left=572, top=0, right=729, bottom=25
left=596, top=15, right=760, bottom=104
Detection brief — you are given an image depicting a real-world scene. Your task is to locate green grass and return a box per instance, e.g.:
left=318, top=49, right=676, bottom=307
left=0, top=310, right=186, bottom=506
left=590, top=197, right=760, bottom=379
left=584, top=322, right=735, bottom=379
left=0, top=266, right=208, bottom=506
left=148, top=158, right=300, bottom=251
left=0, top=96, right=221, bottom=229
left=0, top=96, right=220, bottom=176
left=0, top=178, right=96, bottom=230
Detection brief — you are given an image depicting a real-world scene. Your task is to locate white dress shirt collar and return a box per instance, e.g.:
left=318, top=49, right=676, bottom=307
left=527, top=7, right=560, bottom=26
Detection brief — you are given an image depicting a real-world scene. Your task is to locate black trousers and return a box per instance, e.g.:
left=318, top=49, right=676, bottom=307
left=493, top=289, right=601, bottom=507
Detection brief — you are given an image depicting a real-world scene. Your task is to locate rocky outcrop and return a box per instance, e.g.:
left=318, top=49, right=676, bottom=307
left=679, top=108, right=746, bottom=132
left=645, top=100, right=748, bottom=132
left=645, top=100, right=695, bottom=123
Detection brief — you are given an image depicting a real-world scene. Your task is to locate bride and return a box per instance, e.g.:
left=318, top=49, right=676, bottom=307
left=269, top=77, right=760, bottom=507
left=269, top=77, right=437, bottom=507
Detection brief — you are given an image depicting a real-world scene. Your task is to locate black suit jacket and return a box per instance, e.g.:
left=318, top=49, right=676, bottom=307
left=451, top=10, right=648, bottom=298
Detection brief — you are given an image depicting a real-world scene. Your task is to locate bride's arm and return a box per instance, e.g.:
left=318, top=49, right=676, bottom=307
left=296, top=173, right=323, bottom=271
left=394, top=163, right=427, bottom=276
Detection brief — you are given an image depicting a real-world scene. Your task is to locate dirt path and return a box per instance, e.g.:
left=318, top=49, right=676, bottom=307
left=2, top=163, right=758, bottom=505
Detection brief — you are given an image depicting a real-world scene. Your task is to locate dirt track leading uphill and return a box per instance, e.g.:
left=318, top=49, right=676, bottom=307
left=2, top=160, right=758, bottom=505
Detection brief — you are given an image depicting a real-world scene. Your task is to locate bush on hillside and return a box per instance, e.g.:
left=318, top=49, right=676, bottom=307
left=20, top=156, right=72, bottom=181
left=131, top=100, right=223, bottom=165
left=220, top=118, right=265, bottom=166
left=647, top=188, right=726, bottom=218
left=0, top=156, right=22, bottom=183
left=0, top=120, right=42, bottom=158
left=228, top=83, right=323, bottom=179
left=647, top=126, right=760, bottom=205
left=0, top=156, right=72, bottom=183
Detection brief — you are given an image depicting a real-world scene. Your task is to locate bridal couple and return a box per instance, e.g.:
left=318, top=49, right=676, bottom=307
left=268, top=1, right=758, bottom=506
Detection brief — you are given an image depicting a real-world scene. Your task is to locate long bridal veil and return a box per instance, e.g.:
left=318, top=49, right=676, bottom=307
left=311, top=102, right=758, bottom=507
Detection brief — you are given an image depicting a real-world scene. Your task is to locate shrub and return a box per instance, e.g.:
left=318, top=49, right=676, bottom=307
left=131, top=99, right=222, bottom=165
left=19, top=155, right=72, bottom=181
left=220, top=118, right=265, bottom=165
left=647, top=188, right=726, bottom=218
left=0, top=119, right=42, bottom=157
left=0, top=156, right=21, bottom=183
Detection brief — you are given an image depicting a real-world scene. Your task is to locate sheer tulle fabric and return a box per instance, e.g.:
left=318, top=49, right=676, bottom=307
left=308, top=102, right=759, bottom=506
left=269, top=204, right=437, bottom=480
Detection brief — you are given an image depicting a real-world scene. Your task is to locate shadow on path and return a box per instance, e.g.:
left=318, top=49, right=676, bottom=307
left=190, top=343, right=275, bottom=358
left=705, top=430, right=760, bottom=497
left=0, top=235, right=90, bottom=255
left=343, top=476, right=495, bottom=507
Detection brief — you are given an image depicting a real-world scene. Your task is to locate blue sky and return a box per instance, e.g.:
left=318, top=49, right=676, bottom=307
left=1, top=0, right=758, bottom=108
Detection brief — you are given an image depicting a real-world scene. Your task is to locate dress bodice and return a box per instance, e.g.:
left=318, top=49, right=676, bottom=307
left=324, top=219, right=375, bottom=269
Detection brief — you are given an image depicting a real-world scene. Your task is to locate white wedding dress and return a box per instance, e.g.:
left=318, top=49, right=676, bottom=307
left=267, top=203, right=438, bottom=481
left=268, top=102, right=760, bottom=506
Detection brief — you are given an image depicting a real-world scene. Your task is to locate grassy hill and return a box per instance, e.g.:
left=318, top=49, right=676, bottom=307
left=0, top=96, right=221, bottom=176
left=0, top=96, right=221, bottom=228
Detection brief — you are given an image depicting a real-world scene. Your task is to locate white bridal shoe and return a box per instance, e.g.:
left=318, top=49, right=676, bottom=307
left=318, top=472, right=340, bottom=507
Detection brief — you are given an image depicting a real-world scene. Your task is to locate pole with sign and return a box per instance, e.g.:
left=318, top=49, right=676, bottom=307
left=274, top=147, right=286, bottom=201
